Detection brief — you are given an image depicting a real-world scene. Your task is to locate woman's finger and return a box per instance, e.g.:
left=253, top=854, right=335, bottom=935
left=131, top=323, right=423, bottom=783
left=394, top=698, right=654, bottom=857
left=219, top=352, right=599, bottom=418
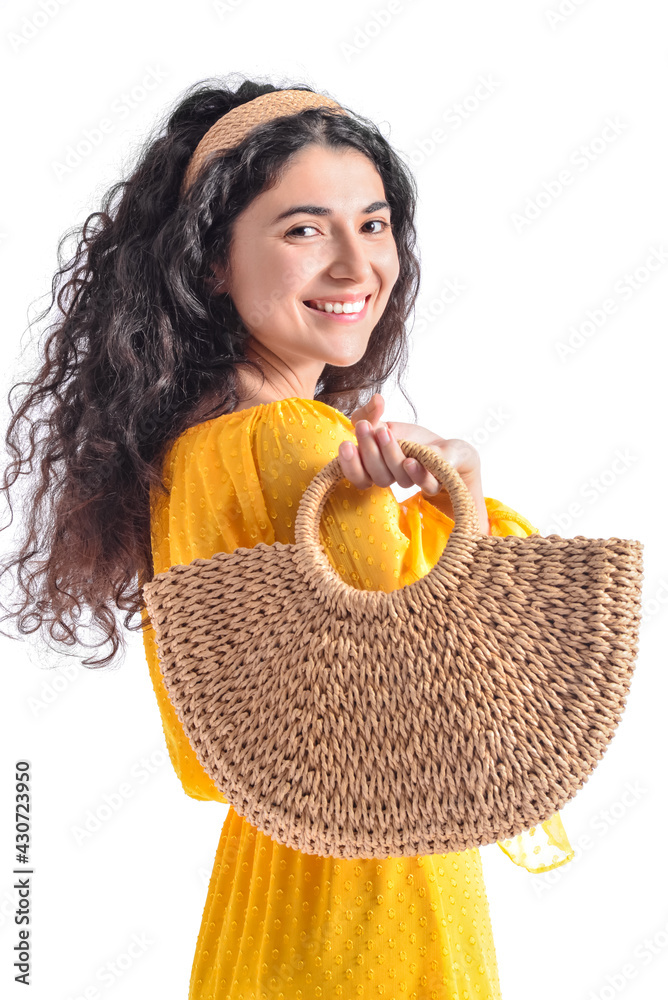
left=372, top=425, right=435, bottom=490
left=340, top=414, right=447, bottom=494
left=351, top=393, right=385, bottom=430
left=338, top=440, right=373, bottom=490
left=354, top=420, right=397, bottom=488
left=402, top=457, right=442, bottom=494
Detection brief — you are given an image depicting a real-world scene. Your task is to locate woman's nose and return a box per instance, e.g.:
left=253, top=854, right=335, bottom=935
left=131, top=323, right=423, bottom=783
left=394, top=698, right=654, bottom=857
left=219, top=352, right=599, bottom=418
left=326, top=229, right=374, bottom=279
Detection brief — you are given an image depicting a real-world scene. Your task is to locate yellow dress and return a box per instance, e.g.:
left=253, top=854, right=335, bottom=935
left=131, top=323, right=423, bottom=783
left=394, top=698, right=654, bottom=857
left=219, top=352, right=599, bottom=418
left=140, top=397, right=575, bottom=1000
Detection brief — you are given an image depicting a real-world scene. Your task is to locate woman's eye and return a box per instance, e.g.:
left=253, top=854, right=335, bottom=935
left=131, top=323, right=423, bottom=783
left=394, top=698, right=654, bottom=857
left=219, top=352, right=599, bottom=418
left=365, top=219, right=391, bottom=234
left=287, top=225, right=319, bottom=237
left=286, top=220, right=391, bottom=238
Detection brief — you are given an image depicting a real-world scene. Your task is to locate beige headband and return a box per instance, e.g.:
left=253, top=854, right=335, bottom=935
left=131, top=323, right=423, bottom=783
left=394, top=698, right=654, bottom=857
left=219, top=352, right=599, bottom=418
left=179, top=89, right=348, bottom=199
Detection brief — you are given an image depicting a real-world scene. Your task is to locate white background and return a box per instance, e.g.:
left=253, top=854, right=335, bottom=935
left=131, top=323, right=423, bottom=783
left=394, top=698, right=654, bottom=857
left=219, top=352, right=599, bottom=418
left=1, top=1, right=666, bottom=998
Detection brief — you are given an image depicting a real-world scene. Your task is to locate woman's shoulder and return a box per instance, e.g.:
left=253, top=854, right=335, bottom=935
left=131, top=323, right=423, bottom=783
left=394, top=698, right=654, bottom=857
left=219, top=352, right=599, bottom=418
left=160, top=396, right=353, bottom=484
left=180, top=396, right=351, bottom=442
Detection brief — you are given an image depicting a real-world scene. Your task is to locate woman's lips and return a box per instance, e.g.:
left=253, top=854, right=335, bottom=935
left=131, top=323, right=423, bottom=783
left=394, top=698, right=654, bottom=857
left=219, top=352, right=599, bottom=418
left=303, top=294, right=371, bottom=322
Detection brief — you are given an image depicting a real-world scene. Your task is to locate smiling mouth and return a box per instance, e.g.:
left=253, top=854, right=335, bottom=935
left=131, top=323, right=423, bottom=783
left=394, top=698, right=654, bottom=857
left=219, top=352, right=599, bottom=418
left=303, top=294, right=371, bottom=313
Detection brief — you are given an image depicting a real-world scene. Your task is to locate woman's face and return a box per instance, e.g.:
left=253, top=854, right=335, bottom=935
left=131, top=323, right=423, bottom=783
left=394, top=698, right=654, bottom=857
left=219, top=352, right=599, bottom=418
left=212, top=143, right=401, bottom=401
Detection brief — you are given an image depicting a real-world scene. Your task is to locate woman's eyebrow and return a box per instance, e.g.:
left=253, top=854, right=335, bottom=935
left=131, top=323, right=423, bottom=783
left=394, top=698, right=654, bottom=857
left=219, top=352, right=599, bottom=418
left=270, top=200, right=390, bottom=224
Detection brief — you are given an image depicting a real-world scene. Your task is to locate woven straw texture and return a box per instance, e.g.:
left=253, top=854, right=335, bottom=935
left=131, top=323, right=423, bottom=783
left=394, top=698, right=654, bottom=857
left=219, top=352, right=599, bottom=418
left=142, top=439, right=644, bottom=860
left=180, top=89, right=346, bottom=197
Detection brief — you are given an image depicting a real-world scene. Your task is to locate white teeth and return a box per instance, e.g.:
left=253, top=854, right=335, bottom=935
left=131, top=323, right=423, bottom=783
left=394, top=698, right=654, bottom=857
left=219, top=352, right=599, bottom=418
left=308, top=298, right=366, bottom=314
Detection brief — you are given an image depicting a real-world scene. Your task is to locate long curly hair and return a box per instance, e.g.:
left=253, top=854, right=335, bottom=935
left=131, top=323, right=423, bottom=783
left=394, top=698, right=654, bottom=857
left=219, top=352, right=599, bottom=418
left=0, top=73, right=422, bottom=670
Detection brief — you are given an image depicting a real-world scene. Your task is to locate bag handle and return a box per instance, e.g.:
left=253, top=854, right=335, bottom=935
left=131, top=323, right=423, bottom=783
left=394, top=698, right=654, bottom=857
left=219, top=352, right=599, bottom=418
left=293, top=439, right=487, bottom=615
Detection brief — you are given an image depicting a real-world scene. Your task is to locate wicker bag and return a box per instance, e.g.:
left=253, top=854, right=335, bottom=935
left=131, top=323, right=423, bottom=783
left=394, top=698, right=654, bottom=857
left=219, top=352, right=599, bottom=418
left=142, top=439, right=644, bottom=860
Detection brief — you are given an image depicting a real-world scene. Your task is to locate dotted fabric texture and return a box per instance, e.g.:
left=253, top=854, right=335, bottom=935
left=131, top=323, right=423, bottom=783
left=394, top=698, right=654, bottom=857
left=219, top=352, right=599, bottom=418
left=140, top=397, right=576, bottom=999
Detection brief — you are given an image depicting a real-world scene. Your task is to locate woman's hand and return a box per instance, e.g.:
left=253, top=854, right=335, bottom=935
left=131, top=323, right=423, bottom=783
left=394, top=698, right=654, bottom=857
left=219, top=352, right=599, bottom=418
left=337, top=393, right=490, bottom=532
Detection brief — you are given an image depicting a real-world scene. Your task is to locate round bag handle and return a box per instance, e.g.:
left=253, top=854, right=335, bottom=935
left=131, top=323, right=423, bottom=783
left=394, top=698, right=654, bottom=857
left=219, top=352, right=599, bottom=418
left=293, top=438, right=486, bottom=615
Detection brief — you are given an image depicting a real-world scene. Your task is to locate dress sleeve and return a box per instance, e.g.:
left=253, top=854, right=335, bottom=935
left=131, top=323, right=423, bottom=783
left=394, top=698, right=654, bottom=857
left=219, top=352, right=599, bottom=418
left=416, top=490, right=576, bottom=874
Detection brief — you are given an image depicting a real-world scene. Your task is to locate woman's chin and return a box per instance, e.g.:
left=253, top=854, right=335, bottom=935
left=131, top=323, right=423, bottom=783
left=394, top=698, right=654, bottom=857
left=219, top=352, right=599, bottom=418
left=320, top=346, right=370, bottom=368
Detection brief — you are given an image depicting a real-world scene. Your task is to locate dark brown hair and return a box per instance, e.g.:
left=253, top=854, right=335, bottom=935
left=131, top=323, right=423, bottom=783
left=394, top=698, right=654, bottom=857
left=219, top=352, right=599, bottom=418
left=0, top=73, right=421, bottom=669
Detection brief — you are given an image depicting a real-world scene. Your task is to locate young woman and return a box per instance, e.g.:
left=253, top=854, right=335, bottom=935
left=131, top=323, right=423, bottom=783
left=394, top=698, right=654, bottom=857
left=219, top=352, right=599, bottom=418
left=1, top=76, right=574, bottom=998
